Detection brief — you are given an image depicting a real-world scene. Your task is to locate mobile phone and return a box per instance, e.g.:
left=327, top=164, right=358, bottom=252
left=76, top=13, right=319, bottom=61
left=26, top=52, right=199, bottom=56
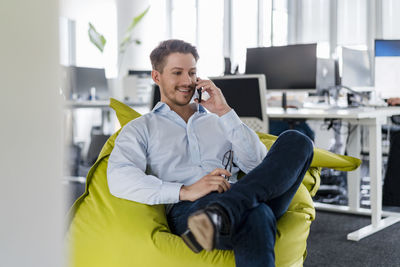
left=197, top=88, right=202, bottom=103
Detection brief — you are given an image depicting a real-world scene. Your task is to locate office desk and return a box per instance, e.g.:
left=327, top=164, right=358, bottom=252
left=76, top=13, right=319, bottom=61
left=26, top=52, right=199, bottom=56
left=267, top=106, right=400, bottom=241
left=65, top=100, right=150, bottom=128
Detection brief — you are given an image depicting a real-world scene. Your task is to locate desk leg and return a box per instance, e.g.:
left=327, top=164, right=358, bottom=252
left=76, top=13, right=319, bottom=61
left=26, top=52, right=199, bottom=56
left=346, top=124, right=361, bottom=211
left=369, top=120, right=382, bottom=226
left=347, top=118, right=400, bottom=241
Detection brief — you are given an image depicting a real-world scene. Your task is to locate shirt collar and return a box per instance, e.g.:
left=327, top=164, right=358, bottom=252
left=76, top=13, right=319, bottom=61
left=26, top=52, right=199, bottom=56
left=152, top=102, right=207, bottom=114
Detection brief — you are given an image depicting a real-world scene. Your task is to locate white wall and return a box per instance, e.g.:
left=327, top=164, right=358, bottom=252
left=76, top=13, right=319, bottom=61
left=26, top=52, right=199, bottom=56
left=60, top=0, right=118, bottom=77
left=0, top=0, right=63, bottom=266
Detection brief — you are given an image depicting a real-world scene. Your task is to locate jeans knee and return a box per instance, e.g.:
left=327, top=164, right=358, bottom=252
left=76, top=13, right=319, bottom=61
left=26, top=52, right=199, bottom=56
left=280, top=130, right=314, bottom=158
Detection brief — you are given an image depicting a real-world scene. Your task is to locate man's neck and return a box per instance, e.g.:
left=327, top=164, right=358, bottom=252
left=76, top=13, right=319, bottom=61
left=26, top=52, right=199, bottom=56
left=169, top=103, right=197, bottom=123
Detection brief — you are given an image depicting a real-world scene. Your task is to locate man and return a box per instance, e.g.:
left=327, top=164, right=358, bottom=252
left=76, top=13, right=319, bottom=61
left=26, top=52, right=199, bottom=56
left=107, top=39, right=313, bottom=267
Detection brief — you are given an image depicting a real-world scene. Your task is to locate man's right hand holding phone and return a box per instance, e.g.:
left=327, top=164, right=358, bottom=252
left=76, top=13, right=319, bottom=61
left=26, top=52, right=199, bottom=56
left=194, top=78, right=232, bottom=117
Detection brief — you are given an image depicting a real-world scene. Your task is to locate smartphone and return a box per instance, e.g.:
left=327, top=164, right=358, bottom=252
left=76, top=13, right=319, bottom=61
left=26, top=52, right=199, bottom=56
left=197, top=88, right=202, bottom=103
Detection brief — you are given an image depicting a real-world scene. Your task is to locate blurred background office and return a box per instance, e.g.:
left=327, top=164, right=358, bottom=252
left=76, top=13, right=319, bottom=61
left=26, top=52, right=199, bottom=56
left=59, top=0, right=400, bottom=207
left=2, top=0, right=400, bottom=266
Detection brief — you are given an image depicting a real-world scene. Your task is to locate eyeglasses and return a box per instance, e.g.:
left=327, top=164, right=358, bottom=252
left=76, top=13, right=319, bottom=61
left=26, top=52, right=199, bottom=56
left=222, top=150, right=234, bottom=181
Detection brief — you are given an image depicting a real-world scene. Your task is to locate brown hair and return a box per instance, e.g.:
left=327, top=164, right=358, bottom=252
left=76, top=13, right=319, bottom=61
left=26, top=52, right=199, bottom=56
left=150, top=39, right=199, bottom=73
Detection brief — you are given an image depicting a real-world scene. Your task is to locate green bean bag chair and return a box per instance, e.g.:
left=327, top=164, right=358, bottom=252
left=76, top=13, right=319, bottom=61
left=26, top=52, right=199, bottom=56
left=66, top=99, right=361, bottom=267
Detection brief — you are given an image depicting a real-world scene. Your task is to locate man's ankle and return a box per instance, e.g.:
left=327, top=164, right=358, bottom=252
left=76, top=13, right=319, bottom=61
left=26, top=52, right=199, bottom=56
left=206, top=204, right=231, bottom=235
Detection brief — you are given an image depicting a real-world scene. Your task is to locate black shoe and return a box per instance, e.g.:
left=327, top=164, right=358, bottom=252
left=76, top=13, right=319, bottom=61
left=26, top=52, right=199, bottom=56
left=180, top=205, right=231, bottom=253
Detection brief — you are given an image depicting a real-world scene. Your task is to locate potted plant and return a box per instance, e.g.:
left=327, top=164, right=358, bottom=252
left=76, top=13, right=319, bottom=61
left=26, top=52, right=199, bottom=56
left=88, top=6, right=150, bottom=76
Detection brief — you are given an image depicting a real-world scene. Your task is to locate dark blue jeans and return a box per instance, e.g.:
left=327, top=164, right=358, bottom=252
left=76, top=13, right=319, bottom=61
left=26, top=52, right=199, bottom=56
left=167, top=130, right=314, bottom=267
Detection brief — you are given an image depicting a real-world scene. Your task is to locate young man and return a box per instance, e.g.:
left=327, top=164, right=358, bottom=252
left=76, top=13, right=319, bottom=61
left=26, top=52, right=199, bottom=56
left=107, top=39, right=314, bottom=267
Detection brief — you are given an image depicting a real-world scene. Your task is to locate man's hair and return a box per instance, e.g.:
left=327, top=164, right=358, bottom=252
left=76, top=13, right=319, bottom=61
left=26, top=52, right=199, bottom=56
left=150, top=39, right=199, bottom=73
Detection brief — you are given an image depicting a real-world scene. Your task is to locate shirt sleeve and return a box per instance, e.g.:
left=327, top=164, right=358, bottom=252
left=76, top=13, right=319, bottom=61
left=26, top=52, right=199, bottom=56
left=107, top=121, right=183, bottom=205
left=219, top=109, right=268, bottom=174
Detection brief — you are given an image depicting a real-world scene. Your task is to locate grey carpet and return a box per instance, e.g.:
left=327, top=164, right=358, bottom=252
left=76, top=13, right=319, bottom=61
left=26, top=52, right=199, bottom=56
left=304, top=211, right=400, bottom=267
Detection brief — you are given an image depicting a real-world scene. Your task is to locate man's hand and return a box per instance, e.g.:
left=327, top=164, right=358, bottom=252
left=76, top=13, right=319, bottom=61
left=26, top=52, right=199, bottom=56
left=388, top=98, right=400, bottom=106
left=194, top=78, right=232, bottom=117
left=179, top=168, right=232, bottom=202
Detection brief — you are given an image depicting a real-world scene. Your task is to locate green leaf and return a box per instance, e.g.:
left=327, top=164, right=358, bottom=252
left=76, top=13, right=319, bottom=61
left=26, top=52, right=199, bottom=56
left=126, top=6, right=150, bottom=33
left=88, top=23, right=106, bottom=53
left=119, top=6, right=150, bottom=53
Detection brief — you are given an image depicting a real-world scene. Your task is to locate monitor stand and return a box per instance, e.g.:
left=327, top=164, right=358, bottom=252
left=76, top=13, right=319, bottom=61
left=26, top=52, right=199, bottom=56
left=282, top=92, right=287, bottom=110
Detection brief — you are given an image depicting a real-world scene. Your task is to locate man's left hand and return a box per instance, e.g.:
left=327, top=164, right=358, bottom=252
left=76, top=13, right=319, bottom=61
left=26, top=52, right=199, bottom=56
left=195, top=78, right=232, bottom=117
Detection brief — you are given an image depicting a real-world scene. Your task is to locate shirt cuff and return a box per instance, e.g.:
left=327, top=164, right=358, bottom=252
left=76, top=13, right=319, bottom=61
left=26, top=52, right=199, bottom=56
left=219, top=109, right=242, bottom=133
left=160, top=182, right=183, bottom=204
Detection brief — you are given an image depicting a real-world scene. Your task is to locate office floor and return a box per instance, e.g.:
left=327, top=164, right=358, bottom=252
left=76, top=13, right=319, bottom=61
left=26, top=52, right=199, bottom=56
left=307, top=152, right=400, bottom=267
left=304, top=210, right=400, bottom=267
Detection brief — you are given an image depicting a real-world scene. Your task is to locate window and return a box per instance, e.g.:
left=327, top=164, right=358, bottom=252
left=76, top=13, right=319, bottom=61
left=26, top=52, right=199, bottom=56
left=197, top=0, right=224, bottom=77
left=297, top=0, right=330, bottom=58
left=337, top=0, right=367, bottom=47
left=272, top=0, right=288, bottom=46
left=382, top=0, right=400, bottom=39
left=169, top=0, right=224, bottom=77
left=231, top=0, right=258, bottom=73
left=171, top=0, right=197, bottom=44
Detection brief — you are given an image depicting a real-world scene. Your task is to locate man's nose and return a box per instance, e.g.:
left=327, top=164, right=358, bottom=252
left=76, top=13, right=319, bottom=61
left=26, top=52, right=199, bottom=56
left=181, top=73, right=195, bottom=86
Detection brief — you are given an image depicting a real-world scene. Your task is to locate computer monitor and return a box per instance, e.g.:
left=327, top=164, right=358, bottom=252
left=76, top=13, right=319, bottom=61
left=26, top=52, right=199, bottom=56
left=341, top=47, right=373, bottom=91
left=209, top=75, right=266, bottom=119
left=245, top=44, right=317, bottom=91
left=210, top=75, right=268, bottom=132
left=67, top=66, right=109, bottom=100
left=316, top=58, right=336, bottom=91
left=374, top=39, right=400, bottom=99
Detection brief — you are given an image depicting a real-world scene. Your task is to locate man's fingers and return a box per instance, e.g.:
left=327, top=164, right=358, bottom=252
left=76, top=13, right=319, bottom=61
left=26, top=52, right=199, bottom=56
left=210, top=168, right=232, bottom=177
left=213, top=184, right=224, bottom=193
left=207, top=176, right=230, bottom=192
left=223, top=177, right=231, bottom=189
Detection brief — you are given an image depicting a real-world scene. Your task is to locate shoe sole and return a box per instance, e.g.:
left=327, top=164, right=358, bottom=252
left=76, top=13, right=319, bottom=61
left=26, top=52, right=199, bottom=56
left=187, top=212, right=214, bottom=251
left=181, top=229, right=203, bottom=253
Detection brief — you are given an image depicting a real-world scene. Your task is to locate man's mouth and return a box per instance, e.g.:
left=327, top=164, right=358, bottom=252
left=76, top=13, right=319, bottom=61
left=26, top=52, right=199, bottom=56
left=177, top=88, right=192, bottom=93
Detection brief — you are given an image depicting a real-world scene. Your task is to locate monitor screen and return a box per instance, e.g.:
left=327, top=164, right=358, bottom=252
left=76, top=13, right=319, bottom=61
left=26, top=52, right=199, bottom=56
left=341, top=47, right=373, bottom=89
left=151, top=75, right=265, bottom=120
left=245, top=44, right=317, bottom=91
left=210, top=75, right=265, bottom=120
left=68, top=66, right=109, bottom=100
left=375, top=39, right=400, bottom=98
left=375, top=39, right=400, bottom=56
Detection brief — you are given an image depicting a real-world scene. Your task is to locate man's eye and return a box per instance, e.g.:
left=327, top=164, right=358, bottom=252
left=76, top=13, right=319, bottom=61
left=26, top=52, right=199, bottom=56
left=173, top=72, right=181, bottom=75
left=190, top=72, right=197, bottom=76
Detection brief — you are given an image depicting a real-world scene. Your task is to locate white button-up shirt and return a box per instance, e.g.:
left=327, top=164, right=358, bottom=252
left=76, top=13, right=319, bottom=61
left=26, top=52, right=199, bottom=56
left=107, top=102, right=267, bottom=205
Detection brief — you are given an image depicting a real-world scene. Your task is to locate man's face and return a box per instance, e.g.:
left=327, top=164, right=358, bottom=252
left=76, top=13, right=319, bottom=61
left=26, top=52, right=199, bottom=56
left=153, top=52, right=197, bottom=108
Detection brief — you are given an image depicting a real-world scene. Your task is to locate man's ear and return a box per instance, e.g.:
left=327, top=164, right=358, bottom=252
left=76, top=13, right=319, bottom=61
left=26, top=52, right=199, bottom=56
left=151, top=70, right=160, bottom=84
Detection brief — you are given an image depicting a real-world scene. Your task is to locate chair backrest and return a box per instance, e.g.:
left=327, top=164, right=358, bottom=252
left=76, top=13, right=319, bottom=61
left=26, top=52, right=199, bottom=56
left=209, top=74, right=268, bottom=133
left=150, top=84, right=161, bottom=110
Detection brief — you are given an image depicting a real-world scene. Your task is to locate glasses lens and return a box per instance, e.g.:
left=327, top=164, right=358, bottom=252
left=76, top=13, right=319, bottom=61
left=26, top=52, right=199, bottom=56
left=223, top=150, right=232, bottom=170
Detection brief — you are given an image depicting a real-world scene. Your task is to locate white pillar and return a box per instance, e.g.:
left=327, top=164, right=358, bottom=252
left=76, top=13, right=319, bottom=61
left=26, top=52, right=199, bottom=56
left=0, top=0, right=63, bottom=266
left=116, top=0, right=151, bottom=76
